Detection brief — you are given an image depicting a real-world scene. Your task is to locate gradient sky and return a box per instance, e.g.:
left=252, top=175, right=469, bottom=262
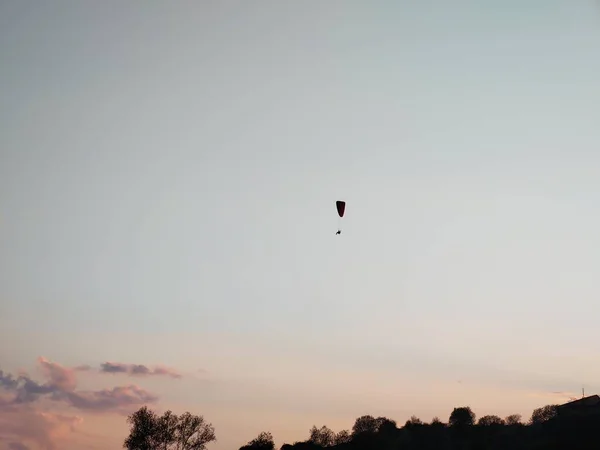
left=2, top=1, right=600, bottom=449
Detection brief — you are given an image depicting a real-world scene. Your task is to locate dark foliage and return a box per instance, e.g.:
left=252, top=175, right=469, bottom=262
left=126, top=399, right=600, bottom=450
left=123, top=406, right=216, bottom=450
left=263, top=401, right=600, bottom=450
left=449, top=406, right=476, bottom=427
left=240, top=431, right=276, bottom=450
left=529, top=404, right=558, bottom=424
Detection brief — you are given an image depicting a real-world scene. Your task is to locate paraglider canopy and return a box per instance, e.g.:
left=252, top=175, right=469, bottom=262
left=336, top=200, right=346, bottom=218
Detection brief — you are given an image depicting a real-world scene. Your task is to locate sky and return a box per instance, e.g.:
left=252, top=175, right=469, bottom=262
left=1, top=0, right=600, bottom=449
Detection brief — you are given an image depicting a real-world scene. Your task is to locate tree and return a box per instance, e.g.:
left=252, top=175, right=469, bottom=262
left=448, top=407, right=476, bottom=427
left=351, top=415, right=378, bottom=436
left=333, top=430, right=351, bottom=445
left=123, top=406, right=160, bottom=449
left=404, top=415, right=423, bottom=427
left=529, top=404, right=558, bottom=424
left=124, top=406, right=216, bottom=450
left=429, top=416, right=445, bottom=430
left=375, top=417, right=397, bottom=435
left=308, top=426, right=335, bottom=447
left=239, top=431, right=275, bottom=450
left=477, top=415, right=504, bottom=426
left=505, top=414, right=522, bottom=425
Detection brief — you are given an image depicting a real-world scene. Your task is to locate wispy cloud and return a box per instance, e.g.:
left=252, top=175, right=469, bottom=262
left=99, top=362, right=182, bottom=379
left=526, top=390, right=579, bottom=403
left=65, top=385, right=158, bottom=413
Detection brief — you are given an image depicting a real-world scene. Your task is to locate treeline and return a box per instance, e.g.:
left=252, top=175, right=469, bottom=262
left=123, top=402, right=600, bottom=450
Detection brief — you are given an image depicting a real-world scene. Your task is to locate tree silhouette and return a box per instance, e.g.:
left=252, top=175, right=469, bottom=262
left=239, top=431, right=275, bottom=450
left=351, top=415, right=378, bottom=435
left=477, top=415, right=504, bottom=426
left=375, top=417, right=397, bottom=435
left=430, top=416, right=443, bottom=425
left=449, top=406, right=476, bottom=427
left=504, top=414, right=522, bottom=425
left=333, top=430, right=351, bottom=445
left=127, top=397, right=600, bottom=450
left=123, top=406, right=160, bottom=449
left=404, top=415, right=424, bottom=428
left=529, top=404, right=558, bottom=424
left=123, top=406, right=216, bottom=450
left=308, top=426, right=335, bottom=447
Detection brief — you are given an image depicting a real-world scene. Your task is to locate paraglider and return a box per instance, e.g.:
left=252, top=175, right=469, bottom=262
left=335, top=200, right=345, bottom=235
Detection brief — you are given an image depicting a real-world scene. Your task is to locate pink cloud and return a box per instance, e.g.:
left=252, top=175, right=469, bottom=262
left=0, top=359, right=159, bottom=413
left=64, top=385, right=158, bottom=413
left=0, top=404, right=82, bottom=450
left=37, top=357, right=77, bottom=392
left=148, top=365, right=182, bottom=379
left=0, top=357, right=163, bottom=449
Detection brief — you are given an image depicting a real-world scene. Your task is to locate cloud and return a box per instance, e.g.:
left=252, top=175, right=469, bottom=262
left=0, top=405, right=82, bottom=450
left=99, top=362, right=182, bottom=379
left=8, top=442, right=31, bottom=450
left=1, top=358, right=90, bottom=407
left=64, top=385, right=158, bottom=413
left=37, top=357, right=77, bottom=392
left=0, top=358, right=82, bottom=406
left=99, top=362, right=128, bottom=374
left=0, top=357, right=161, bottom=449
left=0, top=360, right=159, bottom=413
left=0, top=370, right=58, bottom=405
left=0, top=372, right=19, bottom=390
left=150, top=365, right=182, bottom=379
left=0, top=357, right=185, bottom=448
left=526, top=390, right=578, bottom=403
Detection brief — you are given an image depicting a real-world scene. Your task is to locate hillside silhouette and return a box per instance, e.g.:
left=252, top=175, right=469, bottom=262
left=123, top=394, right=600, bottom=450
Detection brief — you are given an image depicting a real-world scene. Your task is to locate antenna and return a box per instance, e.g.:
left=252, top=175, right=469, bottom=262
left=582, top=386, right=585, bottom=398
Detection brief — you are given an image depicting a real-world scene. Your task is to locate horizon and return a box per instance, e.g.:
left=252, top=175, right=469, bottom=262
left=0, top=355, right=589, bottom=449
left=2, top=1, right=600, bottom=449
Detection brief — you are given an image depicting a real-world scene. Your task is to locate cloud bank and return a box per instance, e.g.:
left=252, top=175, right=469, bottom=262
left=0, top=357, right=181, bottom=450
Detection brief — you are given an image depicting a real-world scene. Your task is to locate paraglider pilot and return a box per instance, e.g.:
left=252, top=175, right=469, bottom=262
left=335, top=201, right=345, bottom=235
